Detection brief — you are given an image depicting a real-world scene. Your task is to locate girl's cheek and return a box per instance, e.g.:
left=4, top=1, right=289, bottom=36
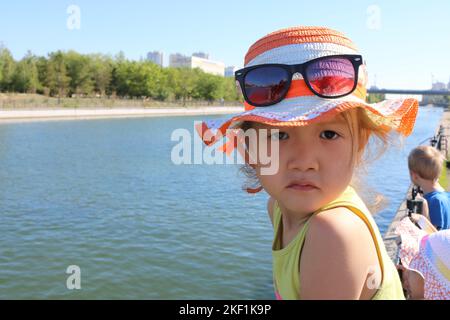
left=325, top=141, right=352, bottom=167
left=251, top=136, right=281, bottom=165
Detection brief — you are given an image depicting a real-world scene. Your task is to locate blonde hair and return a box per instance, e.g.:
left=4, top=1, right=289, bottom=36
left=408, top=145, right=445, bottom=181
left=238, top=107, right=391, bottom=213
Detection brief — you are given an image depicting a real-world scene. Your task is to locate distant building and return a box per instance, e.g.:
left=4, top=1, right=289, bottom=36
left=169, top=53, right=191, bottom=68
left=192, top=52, right=209, bottom=60
left=191, top=56, right=225, bottom=76
left=422, top=80, right=449, bottom=106
left=432, top=81, right=447, bottom=91
left=225, top=66, right=237, bottom=78
left=147, top=51, right=163, bottom=66
left=169, top=53, right=225, bottom=76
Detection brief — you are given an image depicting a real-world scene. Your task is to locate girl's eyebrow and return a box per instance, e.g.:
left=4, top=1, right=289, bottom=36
left=317, top=118, right=347, bottom=126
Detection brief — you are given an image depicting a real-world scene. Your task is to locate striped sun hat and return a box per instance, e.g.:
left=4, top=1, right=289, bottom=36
left=195, top=26, right=418, bottom=152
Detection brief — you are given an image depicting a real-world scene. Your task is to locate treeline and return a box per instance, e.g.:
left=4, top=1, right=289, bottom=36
left=366, top=93, right=386, bottom=104
left=422, top=95, right=450, bottom=106
left=0, top=45, right=241, bottom=103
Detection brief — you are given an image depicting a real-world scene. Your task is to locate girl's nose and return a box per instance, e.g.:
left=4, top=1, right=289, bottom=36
left=286, top=142, right=319, bottom=172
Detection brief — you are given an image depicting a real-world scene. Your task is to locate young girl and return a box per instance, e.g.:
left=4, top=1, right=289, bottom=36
left=196, top=26, right=418, bottom=299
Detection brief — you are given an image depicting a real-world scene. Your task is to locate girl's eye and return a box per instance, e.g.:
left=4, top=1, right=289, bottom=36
left=270, top=131, right=289, bottom=141
left=320, top=130, right=340, bottom=140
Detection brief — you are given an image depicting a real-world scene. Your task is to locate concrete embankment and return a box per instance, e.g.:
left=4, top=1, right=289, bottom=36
left=0, top=106, right=244, bottom=123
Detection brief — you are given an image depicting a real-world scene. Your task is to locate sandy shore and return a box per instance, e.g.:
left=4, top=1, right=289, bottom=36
left=0, top=106, right=244, bottom=123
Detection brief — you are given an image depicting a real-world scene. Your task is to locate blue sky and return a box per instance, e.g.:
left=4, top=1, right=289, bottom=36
left=1, top=0, right=449, bottom=89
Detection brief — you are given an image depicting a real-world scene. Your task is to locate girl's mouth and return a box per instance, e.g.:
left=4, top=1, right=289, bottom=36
left=287, top=184, right=318, bottom=191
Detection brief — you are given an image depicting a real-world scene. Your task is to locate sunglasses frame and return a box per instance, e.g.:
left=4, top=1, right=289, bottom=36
left=235, top=54, right=363, bottom=107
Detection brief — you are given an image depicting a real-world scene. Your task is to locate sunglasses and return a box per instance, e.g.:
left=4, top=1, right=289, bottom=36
left=235, top=54, right=363, bottom=107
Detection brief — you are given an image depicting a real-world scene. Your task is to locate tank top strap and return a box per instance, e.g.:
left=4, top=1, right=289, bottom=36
left=272, top=198, right=281, bottom=234
left=272, top=199, right=320, bottom=251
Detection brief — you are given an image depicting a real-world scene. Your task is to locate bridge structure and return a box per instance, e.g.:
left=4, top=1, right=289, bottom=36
left=367, top=88, right=450, bottom=96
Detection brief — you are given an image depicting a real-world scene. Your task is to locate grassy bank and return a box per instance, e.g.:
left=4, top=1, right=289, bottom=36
left=0, top=93, right=241, bottom=110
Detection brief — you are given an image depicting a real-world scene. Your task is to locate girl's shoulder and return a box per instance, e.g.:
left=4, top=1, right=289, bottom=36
left=308, top=206, right=370, bottom=243
left=300, top=206, right=381, bottom=299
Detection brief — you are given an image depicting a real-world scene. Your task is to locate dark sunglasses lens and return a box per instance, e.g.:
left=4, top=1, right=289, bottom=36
left=306, top=57, right=356, bottom=97
left=244, top=67, right=289, bottom=105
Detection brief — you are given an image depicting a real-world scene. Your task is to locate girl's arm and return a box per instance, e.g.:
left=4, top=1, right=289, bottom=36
left=411, top=213, right=438, bottom=234
left=423, top=198, right=430, bottom=221
left=299, top=207, right=381, bottom=300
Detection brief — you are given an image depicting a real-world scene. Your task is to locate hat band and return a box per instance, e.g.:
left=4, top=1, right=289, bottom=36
left=245, top=32, right=357, bottom=65
left=246, top=42, right=358, bottom=67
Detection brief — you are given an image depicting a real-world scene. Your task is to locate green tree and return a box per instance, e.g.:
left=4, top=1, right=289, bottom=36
left=0, top=45, right=242, bottom=104
left=167, top=67, right=200, bottom=105
left=445, top=95, right=450, bottom=105
left=144, top=62, right=169, bottom=100
left=46, top=51, right=71, bottom=98
left=65, top=51, right=94, bottom=96
left=112, top=60, right=168, bottom=98
left=194, top=72, right=223, bottom=102
left=366, top=93, right=385, bottom=104
left=222, top=76, right=241, bottom=102
left=128, top=61, right=151, bottom=97
left=11, top=51, right=41, bottom=93
left=0, top=45, right=16, bottom=92
left=89, top=54, right=112, bottom=96
left=36, top=56, right=49, bottom=95
left=110, top=59, right=128, bottom=97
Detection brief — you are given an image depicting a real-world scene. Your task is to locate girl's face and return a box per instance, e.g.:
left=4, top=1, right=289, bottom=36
left=251, top=114, right=356, bottom=216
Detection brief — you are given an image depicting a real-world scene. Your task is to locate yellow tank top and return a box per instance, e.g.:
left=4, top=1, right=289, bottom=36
left=272, top=186, right=405, bottom=300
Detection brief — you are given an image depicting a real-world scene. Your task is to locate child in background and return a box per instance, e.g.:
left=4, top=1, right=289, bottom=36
left=196, top=26, right=419, bottom=299
left=408, top=145, right=450, bottom=230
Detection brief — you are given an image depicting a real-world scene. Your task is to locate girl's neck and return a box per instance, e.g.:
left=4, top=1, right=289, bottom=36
left=278, top=203, right=313, bottom=231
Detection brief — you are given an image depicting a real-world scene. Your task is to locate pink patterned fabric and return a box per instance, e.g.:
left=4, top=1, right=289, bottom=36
left=394, top=217, right=427, bottom=268
left=409, top=236, right=450, bottom=300
left=275, top=290, right=283, bottom=300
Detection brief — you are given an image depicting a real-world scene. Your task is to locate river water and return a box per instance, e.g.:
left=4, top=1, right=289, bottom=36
left=0, top=106, right=443, bottom=299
